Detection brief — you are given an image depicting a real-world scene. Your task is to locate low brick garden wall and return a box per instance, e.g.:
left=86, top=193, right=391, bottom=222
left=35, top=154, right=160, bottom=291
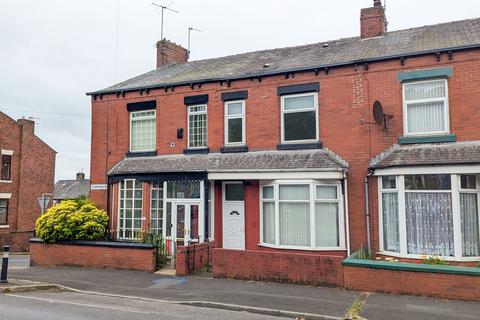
left=212, top=248, right=345, bottom=286
left=30, top=238, right=157, bottom=273
left=176, top=242, right=214, bottom=276
left=343, top=256, right=480, bottom=302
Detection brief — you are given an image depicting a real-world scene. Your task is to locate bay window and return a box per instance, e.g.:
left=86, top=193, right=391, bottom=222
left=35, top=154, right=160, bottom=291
left=281, top=93, right=318, bottom=143
left=260, top=181, right=343, bottom=250
left=403, top=79, right=449, bottom=136
left=150, top=181, right=164, bottom=235
left=118, top=179, right=143, bottom=239
left=188, top=105, right=208, bottom=148
left=130, top=110, right=156, bottom=152
left=380, top=174, right=480, bottom=259
left=224, top=100, right=245, bottom=146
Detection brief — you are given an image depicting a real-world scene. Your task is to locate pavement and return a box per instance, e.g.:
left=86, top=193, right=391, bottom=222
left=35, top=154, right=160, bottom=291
left=6, top=259, right=480, bottom=320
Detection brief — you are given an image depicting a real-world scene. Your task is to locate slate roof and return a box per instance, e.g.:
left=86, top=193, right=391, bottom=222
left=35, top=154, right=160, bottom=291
left=370, top=141, right=480, bottom=169
left=89, top=18, right=480, bottom=95
left=108, top=149, right=348, bottom=176
left=54, top=179, right=91, bottom=200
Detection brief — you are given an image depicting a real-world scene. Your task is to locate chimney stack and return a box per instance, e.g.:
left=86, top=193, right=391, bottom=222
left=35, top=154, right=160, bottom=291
left=17, top=118, right=35, bottom=134
left=156, top=39, right=189, bottom=68
left=360, top=0, right=387, bottom=39
left=76, top=172, right=85, bottom=182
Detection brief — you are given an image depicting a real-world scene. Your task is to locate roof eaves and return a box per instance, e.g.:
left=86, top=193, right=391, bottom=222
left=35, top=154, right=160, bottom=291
left=86, top=43, right=480, bottom=96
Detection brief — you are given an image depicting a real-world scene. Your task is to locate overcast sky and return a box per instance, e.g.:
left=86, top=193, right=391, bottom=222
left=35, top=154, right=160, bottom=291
left=1, top=0, right=479, bottom=181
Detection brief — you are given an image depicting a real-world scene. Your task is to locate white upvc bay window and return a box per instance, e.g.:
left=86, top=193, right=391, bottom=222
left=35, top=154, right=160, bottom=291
left=379, top=173, right=480, bottom=260
left=118, top=179, right=143, bottom=240
left=224, top=100, right=246, bottom=146
left=403, top=79, right=449, bottom=136
left=260, top=180, right=344, bottom=250
left=281, top=93, right=319, bottom=143
left=130, top=110, right=156, bottom=152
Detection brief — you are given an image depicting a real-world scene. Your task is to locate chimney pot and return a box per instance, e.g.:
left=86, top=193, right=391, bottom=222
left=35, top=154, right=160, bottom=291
left=360, top=0, right=387, bottom=39
left=76, top=172, right=85, bottom=181
left=156, top=39, right=189, bottom=68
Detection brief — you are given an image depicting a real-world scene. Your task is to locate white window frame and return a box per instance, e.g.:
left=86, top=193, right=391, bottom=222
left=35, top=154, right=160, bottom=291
left=224, top=100, right=246, bottom=146
left=150, top=181, right=164, bottom=235
left=259, top=180, right=345, bottom=251
left=188, top=104, right=208, bottom=149
left=378, top=173, right=480, bottom=261
left=129, top=110, right=156, bottom=152
left=280, top=92, right=319, bottom=144
left=117, top=179, right=143, bottom=240
left=402, top=78, right=450, bottom=137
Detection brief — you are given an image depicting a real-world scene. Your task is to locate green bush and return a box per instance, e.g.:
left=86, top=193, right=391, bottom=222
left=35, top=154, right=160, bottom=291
left=35, top=197, right=108, bottom=243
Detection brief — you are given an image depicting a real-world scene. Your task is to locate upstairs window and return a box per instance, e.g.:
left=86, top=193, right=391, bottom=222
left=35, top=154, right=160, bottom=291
left=130, top=110, right=156, bottom=152
left=188, top=105, right=208, bottom=148
left=1, top=155, right=11, bottom=181
left=224, top=100, right=246, bottom=146
left=281, top=93, right=318, bottom=143
left=0, top=199, right=7, bottom=225
left=403, top=79, right=449, bottom=136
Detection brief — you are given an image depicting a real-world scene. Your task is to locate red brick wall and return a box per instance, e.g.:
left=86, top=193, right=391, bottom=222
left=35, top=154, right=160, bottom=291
left=212, top=248, right=345, bottom=286
left=176, top=242, right=214, bottom=276
left=0, top=113, right=55, bottom=252
left=90, top=49, right=480, bottom=257
left=344, top=265, right=480, bottom=302
left=30, top=241, right=156, bottom=273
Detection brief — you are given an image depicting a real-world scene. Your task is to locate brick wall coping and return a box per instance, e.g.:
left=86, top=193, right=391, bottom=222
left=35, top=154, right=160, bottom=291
left=30, top=238, right=155, bottom=249
left=343, top=256, right=480, bottom=276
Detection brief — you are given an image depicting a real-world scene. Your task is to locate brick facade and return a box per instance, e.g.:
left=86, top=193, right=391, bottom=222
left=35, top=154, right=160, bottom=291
left=90, top=49, right=480, bottom=255
left=0, top=113, right=56, bottom=252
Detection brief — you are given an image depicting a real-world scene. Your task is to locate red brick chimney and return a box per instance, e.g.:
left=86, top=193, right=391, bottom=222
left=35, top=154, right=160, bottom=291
left=156, top=39, right=189, bottom=68
left=17, top=118, right=35, bottom=134
left=360, top=0, right=387, bottom=39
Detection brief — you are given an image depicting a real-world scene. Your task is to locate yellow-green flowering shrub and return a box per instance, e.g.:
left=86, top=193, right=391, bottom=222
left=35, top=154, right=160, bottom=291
left=35, top=198, right=108, bottom=243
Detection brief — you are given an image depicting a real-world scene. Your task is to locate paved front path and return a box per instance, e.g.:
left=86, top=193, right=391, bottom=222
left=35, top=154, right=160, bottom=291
left=9, top=267, right=480, bottom=319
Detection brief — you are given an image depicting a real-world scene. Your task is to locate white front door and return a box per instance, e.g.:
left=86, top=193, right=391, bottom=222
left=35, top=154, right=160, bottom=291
left=223, top=182, right=245, bottom=250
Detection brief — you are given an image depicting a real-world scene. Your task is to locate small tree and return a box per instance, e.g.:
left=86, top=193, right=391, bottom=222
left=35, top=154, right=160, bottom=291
left=35, top=197, right=108, bottom=243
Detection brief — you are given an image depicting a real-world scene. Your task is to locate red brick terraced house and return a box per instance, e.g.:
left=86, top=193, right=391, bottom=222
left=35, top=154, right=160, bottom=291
left=0, top=113, right=56, bottom=252
left=87, top=1, right=480, bottom=279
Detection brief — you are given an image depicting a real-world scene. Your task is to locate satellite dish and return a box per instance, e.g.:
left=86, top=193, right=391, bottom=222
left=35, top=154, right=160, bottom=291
left=372, top=100, right=394, bottom=129
left=373, top=101, right=384, bottom=125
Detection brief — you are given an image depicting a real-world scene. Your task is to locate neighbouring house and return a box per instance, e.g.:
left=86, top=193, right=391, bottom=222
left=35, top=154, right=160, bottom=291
left=86, top=0, right=480, bottom=280
left=0, top=112, right=56, bottom=251
left=53, top=172, right=90, bottom=204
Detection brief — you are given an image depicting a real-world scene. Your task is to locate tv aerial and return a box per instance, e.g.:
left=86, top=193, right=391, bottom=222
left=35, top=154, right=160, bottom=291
left=360, top=100, right=393, bottom=130
left=152, top=2, right=179, bottom=40
left=188, top=27, right=201, bottom=53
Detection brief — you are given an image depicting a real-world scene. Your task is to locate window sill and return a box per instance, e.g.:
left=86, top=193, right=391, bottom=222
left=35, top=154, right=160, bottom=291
left=398, top=134, right=456, bottom=145
left=183, top=148, right=209, bottom=155
left=277, top=142, right=323, bottom=151
left=258, top=243, right=345, bottom=251
left=220, top=146, right=248, bottom=153
left=377, top=250, right=480, bottom=262
left=344, top=254, right=480, bottom=276
left=126, top=151, right=157, bottom=157
left=0, top=180, right=12, bottom=184
left=0, top=225, right=9, bottom=229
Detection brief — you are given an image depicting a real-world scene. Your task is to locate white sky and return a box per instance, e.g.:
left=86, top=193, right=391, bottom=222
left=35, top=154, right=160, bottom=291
left=1, top=0, right=479, bottom=181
